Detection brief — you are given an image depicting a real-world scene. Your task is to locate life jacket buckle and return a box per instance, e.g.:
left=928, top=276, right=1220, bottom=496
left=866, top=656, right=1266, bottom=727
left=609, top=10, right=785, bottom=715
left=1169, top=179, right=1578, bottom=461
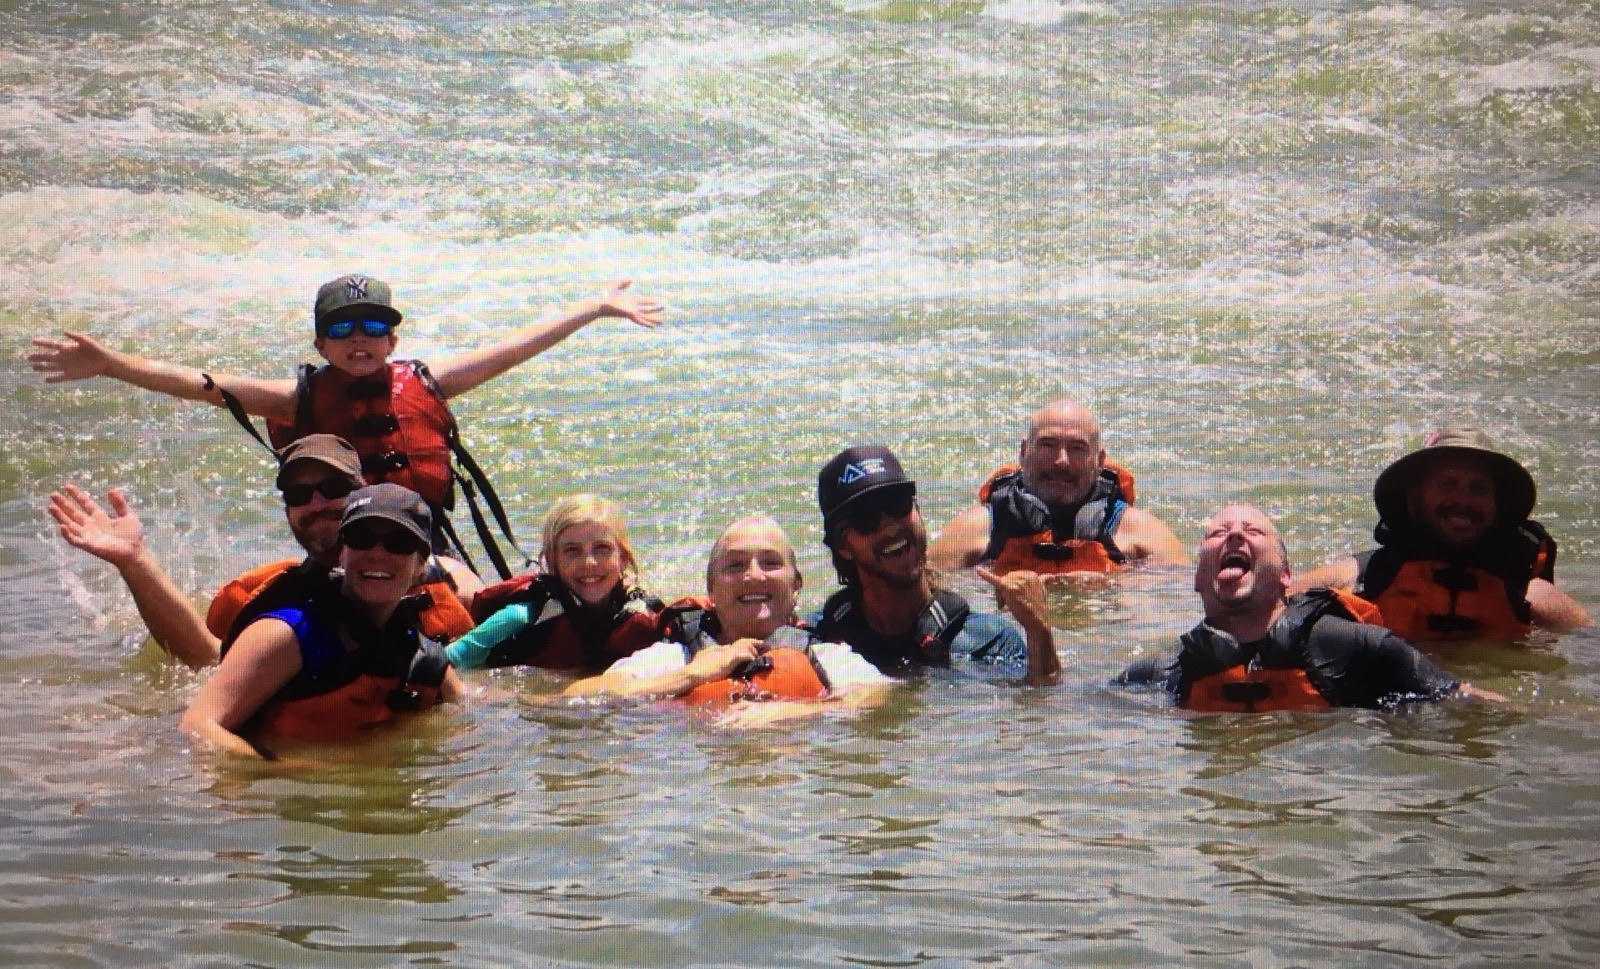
left=1030, top=541, right=1079, bottom=562
left=346, top=377, right=391, bottom=401
left=370, top=450, right=411, bottom=473
left=1425, top=612, right=1480, bottom=633
left=1219, top=680, right=1272, bottom=705
left=386, top=686, right=423, bottom=711
left=351, top=413, right=401, bottom=437
left=729, top=654, right=774, bottom=681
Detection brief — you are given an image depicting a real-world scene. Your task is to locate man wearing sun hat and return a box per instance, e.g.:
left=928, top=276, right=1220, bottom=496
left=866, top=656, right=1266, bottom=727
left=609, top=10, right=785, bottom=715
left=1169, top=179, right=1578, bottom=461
left=1295, top=427, right=1589, bottom=643
left=812, top=445, right=1060, bottom=685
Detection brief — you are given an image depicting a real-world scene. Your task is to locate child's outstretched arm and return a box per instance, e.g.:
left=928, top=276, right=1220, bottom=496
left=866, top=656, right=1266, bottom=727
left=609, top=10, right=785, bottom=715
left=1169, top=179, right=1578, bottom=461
left=30, top=330, right=298, bottom=420
left=428, top=280, right=663, bottom=399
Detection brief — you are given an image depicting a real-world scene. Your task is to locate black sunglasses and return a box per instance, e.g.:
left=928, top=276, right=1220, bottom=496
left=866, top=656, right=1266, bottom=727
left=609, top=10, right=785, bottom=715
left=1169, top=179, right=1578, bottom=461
left=843, top=490, right=916, bottom=534
left=280, top=476, right=357, bottom=507
left=342, top=523, right=425, bottom=556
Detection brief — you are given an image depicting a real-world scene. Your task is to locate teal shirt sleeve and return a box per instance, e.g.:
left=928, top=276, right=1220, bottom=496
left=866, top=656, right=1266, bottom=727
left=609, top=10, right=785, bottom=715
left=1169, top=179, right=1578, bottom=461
left=444, top=602, right=532, bottom=669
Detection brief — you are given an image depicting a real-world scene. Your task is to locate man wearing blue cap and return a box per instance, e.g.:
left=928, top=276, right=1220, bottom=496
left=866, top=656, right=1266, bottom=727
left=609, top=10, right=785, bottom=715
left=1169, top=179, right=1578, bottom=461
left=813, top=446, right=1060, bottom=686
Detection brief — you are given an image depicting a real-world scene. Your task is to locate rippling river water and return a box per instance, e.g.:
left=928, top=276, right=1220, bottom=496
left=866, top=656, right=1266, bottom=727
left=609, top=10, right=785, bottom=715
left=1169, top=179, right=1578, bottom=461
left=2, top=1, right=1599, bottom=966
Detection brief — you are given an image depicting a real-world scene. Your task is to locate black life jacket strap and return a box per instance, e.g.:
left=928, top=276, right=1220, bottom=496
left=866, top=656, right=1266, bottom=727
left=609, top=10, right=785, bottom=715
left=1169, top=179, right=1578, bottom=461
left=210, top=376, right=278, bottom=458
left=436, top=499, right=485, bottom=576
left=440, top=469, right=500, bottom=578
left=411, top=361, right=533, bottom=581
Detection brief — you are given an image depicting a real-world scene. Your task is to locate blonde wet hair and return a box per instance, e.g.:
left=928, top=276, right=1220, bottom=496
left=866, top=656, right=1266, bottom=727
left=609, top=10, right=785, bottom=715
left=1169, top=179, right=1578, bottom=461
left=539, top=493, right=640, bottom=587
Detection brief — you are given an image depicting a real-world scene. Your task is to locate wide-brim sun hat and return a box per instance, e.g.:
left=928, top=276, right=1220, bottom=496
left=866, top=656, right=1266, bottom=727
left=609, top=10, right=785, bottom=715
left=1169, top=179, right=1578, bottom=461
left=1372, top=426, right=1536, bottom=528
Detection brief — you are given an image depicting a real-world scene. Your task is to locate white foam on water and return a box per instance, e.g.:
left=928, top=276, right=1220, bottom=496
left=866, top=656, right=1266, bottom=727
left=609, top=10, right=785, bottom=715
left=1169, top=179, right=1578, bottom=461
left=630, top=26, right=841, bottom=76
left=982, top=1, right=1070, bottom=27
left=1458, top=45, right=1600, bottom=105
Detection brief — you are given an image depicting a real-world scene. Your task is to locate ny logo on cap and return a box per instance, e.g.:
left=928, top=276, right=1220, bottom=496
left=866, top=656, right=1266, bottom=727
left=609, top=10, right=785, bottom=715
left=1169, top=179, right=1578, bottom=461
left=838, top=458, right=887, bottom=484
left=345, top=277, right=370, bottom=300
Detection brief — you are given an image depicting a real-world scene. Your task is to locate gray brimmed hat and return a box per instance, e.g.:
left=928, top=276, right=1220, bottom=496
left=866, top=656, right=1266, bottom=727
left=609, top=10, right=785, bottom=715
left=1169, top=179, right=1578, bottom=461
left=274, top=434, right=364, bottom=489
left=314, top=274, right=403, bottom=334
left=1373, top=427, right=1536, bottom=527
left=339, top=483, right=433, bottom=549
left=818, top=445, right=917, bottom=543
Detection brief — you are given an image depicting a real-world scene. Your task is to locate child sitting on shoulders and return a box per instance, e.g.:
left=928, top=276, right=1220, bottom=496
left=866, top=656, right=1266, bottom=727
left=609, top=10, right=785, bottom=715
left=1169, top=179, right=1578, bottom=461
left=30, top=274, right=662, bottom=558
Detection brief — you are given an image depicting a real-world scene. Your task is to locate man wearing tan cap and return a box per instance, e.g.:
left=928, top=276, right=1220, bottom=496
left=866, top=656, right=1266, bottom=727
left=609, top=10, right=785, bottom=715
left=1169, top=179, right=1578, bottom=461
left=48, top=434, right=479, bottom=669
left=1295, top=427, right=1588, bottom=644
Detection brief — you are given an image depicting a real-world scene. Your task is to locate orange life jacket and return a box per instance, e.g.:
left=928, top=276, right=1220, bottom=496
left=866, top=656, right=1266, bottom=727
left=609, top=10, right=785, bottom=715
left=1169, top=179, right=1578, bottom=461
left=205, top=558, right=303, bottom=640
left=659, top=599, right=831, bottom=706
left=1355, top=521, right=1555, bottom=643
left=413, top=572, right=476, bottom=643
left=228, top=587, right=449, bottom=744
left=1185, top=666, right=1331, bottom=713
left=977, top=462, right=1136, bottom=575
left=1181, top=589, right=1381, bottom=713
left=679, top=646, right=831, bottom=708
left=267, top=360, right=455, bottom=510
left=208, top=557, right=475, bottom=648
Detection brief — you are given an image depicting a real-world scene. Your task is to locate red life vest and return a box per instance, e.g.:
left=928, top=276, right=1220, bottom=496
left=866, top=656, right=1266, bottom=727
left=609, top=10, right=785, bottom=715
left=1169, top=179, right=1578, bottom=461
left=466, top=573, right=661, bottom=670
left=1356, top=522, right=1555, bottom=643
left=660, top=598, right=831, bottom=706
left=267, top=360, right=455, bottom=510
left=253, top=667, right=445, bottom=743
left=977, top=462, right=1136, bottom=575
left=208, top=557, right=475, bottom=647
left=1182, top=589, right=1382, bottom=713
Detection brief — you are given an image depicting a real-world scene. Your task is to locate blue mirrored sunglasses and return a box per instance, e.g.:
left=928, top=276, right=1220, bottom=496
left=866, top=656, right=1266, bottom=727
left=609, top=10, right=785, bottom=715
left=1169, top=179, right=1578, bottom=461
left=323, top=318, right=394, bottom=339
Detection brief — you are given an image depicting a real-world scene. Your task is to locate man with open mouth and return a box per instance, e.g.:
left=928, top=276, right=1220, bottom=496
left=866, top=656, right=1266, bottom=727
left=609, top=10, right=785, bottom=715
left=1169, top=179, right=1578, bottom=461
left=1117, top=503, right=1503, bottom=712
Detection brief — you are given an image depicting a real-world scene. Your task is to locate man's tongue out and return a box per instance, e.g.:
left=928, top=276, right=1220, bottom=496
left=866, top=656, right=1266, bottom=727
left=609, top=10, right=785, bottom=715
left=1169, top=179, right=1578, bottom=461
left=1217, top=551, right=1251, bottom=582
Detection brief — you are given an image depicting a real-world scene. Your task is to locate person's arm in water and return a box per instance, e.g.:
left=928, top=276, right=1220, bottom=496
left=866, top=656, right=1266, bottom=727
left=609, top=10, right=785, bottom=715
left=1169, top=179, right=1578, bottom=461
left=715, top=643, right=896, bottom=727
left=432, top=554, right=485, bottom=614
left=1526, top=578, right=1591, bottom=633
left=28, top=331, right=298, bottom=420
left=1109, top=506, right=1189, bottom=567
left=179, top=617, right=304, bottom=758
left=1289, top=555, right=1360, bottom=595
left=563, top=639, right=759, bottom=699
left=427, top=281, right=664, bottom=399
left=48, top=485, right=221, bottom=670
left=929, top=503, right=992, bottom=571
left=438, top=666, right=466, bottom=704
left=1321, top=617, right=1507, bottom=705
left=716, top=683, right=894, bottom=728
left=977, top=566, right=1061, bottom=686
